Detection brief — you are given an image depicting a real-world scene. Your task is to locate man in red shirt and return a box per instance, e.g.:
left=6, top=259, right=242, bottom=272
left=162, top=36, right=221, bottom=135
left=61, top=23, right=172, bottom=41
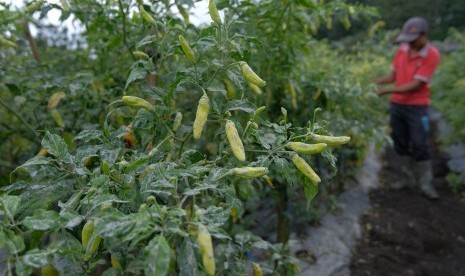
left=374, top=17, right=441, bottom=199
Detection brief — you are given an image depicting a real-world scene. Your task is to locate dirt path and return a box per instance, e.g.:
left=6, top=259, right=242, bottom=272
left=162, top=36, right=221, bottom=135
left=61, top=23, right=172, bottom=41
left=350, top=144, right=465, bottom=276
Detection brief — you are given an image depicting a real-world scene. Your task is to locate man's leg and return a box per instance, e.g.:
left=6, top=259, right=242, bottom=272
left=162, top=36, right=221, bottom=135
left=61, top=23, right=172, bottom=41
left=390, top=104, right=411, bottom=156
left=390, top=104, right=415, bottom=188
left=408, top=106, right=439, bottom=199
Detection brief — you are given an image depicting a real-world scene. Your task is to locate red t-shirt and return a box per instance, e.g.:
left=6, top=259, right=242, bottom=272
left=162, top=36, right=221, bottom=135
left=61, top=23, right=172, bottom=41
left=391, top=43, right=441, bottom=105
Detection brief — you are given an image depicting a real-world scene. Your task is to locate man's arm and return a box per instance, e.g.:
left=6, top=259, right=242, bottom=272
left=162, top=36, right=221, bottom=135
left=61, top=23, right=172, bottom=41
left=376, top=79, right=423, bottom=96
left=373, top=72, right=396, bottom=85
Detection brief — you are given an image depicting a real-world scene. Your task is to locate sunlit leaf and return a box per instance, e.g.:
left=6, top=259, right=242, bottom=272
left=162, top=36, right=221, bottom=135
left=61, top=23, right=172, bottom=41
left=303, top=181, right=319, bottom=208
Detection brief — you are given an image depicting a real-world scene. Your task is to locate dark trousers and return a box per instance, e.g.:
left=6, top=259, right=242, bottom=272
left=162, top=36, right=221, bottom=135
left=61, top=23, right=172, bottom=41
left=390, top=103, right=430, bottom=161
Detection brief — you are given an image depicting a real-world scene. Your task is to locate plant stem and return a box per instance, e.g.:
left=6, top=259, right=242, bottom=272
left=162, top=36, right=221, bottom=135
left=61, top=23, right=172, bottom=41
left=23, top=20, right=41, bottom=63
left=244, top=149, right=268, bottom=153
left=311, top=108, right=322, bottom=130
left=205, top=61, right=241, bottom=87
left=194, top=63, right=199, bottom=83
left=7, top=259, right=12, bottom=276
left=118, top=0, right=134, bottom=60
left=276, top=183, right=290, bottom=243
left=214, top=170, right=233, bottom=182
left=272, top=2, right=291, bottom=36
left=0, top=98, right=40, bottom=143
left=177, top=132, right=192, bottom=158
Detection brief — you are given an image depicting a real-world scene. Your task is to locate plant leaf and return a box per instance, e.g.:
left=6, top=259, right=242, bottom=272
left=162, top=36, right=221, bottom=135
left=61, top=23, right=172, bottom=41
left=2, top=229, right=25, bottom=255
left=304, top=181, right=319, bottom=208
left=178, top=237, right=199, bottom=276
left=42, top=131, right=70, bottom=160
left=14, top=157, right=50, bottom=173
left=22, top=209, right=62, bottom=231
left=225, top=100, right=256, bottom=113
left=136, top=35, right=158, bottom=49
left=74, top=130, right=107, bottom=144
left=21, top=249, right=51, bottom=268
left=125, top=62, right=150, bottom=90
left=0, top=195, right=20, bottom=221
left=144, top=235, right=171, bottom=276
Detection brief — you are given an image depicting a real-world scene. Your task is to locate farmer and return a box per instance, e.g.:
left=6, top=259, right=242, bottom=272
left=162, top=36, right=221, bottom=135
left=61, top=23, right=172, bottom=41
left=374, top=17, right=441, bottom=199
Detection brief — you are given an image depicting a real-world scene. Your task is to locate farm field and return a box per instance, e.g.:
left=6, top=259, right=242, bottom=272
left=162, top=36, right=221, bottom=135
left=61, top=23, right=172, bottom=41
left=351, top=121, right=465, bottom=276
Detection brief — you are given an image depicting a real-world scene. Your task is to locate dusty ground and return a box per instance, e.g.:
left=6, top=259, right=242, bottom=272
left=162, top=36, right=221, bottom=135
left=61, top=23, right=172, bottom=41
left=350, top=129, right=465, bottom=275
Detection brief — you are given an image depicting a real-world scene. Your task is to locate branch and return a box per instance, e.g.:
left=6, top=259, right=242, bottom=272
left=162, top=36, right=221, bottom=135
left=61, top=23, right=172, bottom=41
left=23, top=20, right=41, bottom=63
left=0, top=98, right=41, bottom=144
left=118, top=0, right=134, bottom=60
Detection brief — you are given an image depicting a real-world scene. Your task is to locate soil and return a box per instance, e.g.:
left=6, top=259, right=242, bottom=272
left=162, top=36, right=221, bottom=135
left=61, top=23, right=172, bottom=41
left=350, top=124, right=465, bottom=276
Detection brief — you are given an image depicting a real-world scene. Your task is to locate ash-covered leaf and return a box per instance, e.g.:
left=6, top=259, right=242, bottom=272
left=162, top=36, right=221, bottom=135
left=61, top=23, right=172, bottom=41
left=178, top=238, right=199, bottom=276
left=225, top=99, right=256, bottom=113
left=42, top=132, right=70, bottom=161
left=144, top=235, right=171, bottom=276
left=22, top=209, right=62, bottom=231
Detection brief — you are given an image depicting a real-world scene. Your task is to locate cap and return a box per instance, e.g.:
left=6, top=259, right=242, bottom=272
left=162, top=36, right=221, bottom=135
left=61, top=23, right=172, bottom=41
left=396, top=17, right=428, bottom=43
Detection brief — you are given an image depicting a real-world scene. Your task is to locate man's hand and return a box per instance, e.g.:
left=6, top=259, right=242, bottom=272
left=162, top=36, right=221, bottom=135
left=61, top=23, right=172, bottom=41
left=376, top=87, right=391, bottom=96
left=373, top=72, right=396, bottom=85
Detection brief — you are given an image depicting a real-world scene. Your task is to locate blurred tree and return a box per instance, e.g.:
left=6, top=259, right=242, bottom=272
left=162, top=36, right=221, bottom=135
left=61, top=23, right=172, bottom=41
left=363, top=0, right=465, bottom=40
left=315, top=0, right=465, bottom=41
